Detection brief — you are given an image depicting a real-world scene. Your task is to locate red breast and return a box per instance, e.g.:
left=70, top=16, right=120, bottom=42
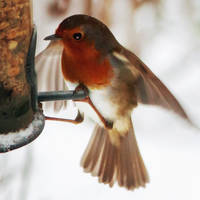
left=52, top=15, right=121, bottom=89
left=61, top=30, right=114, bottom=89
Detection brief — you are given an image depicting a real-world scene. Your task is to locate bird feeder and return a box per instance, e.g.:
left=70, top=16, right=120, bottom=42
left=0, top=0, right=44, bottom=152
left=0, top=0, right=88, bottom=152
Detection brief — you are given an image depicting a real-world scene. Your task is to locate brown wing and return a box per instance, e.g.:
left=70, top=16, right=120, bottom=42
left=35, top=40, right=68, bottom=112
left=114, top=48, right=190, bottom=121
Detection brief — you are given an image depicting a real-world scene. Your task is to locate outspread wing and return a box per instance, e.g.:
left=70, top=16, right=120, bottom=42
left=112, top=49, right=190, bottom=122
left=35, top=40, right=68, bottom=112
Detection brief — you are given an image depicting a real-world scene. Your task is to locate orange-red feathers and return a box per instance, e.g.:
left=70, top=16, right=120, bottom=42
left=61, top=33, right=114, bottom=88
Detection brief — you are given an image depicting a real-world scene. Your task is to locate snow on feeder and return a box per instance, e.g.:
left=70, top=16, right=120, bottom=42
left=0, top=0, right=44, bottom=152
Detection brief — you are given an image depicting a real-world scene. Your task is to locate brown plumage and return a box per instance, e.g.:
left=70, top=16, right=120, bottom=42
left=36, top=14, right=191, bottom=190
left=122, top=48, right=189, bottom=119
left=81, top=122, right=149, bottom=190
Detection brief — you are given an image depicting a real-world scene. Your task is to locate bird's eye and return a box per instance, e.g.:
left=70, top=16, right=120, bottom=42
left=73, top=32, right=82, bottom=40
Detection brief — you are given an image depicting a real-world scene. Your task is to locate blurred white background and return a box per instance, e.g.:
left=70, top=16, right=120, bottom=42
left=0, top=0, right=200, bottom=199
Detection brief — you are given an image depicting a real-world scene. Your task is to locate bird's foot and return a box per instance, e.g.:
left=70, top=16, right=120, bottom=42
left=74, top=84, right=113, bottom=130
left=73, top=83, right=89, bottom=96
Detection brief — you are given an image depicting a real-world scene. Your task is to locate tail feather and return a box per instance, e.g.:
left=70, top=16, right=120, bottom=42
left=81, top=126, right=104, bottom=172
left=80, top=122, right=149, bottom=190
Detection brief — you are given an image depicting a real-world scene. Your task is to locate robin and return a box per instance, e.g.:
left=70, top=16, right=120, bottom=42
left=35, top=14, right=190, bottom=190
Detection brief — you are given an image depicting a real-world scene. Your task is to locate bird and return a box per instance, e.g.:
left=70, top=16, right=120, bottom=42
left=35, top=14, right=191, bottom=190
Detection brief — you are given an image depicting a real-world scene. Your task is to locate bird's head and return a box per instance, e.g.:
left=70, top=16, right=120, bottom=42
left=44, top=14, right=120, bottom=56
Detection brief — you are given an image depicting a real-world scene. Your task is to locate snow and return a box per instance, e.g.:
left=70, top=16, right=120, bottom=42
left=0, top=111, right=44, bottom=152
left=0, top=0, right=200, bottom=200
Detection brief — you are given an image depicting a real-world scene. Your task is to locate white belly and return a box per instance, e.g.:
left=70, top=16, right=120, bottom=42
left=66, top=81, right=118, bottom=125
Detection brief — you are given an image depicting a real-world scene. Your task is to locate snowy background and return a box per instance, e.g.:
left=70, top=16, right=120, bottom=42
left=0, top=0, right=200, bottom=199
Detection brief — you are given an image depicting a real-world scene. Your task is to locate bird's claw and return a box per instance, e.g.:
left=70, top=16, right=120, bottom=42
left=73, top=83, right=89, bottom=97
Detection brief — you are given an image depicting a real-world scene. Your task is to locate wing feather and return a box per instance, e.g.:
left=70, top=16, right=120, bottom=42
left=35, top=40, right=68, bottom=112
left=113, top=49, right=190, bottom=121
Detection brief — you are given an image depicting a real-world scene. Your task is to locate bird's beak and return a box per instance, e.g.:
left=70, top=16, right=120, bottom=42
left=44, top=34, right=61, bottom=41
